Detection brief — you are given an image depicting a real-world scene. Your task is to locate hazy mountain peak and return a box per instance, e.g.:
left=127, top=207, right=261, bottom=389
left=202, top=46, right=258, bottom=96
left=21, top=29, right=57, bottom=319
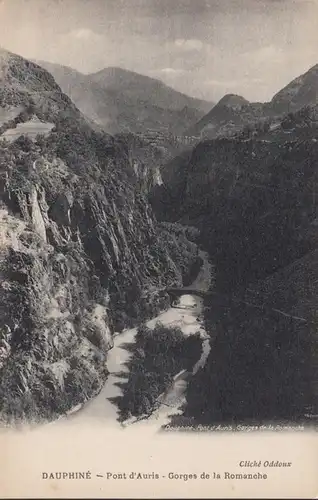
left=186, top=93, right=255, bottom=138
left=216, top=94, right=249, bottom=108
left=90, top=66, right=163, bottom=85
left=36, top=60, right=213, bottom=135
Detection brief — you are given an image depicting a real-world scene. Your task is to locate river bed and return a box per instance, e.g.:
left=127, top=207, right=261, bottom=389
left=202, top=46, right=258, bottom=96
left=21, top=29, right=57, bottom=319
left=62, top=251, right=212, bottom=433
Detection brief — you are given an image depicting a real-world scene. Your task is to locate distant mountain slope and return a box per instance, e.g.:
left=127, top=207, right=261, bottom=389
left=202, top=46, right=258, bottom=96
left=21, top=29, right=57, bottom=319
left=32, top=60, right=119, bottom=131
left=34, top=61, right=213, bottom=135
left=187, top=63, right=318, bottom=140
left=89, top=66, right=211, bottom=112
left=186, top=93, right=269, bottom=139
left=271, top=63, right=318, bottom=113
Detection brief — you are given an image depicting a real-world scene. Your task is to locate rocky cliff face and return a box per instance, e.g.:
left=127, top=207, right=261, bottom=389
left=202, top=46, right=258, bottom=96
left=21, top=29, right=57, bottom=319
left=0, top=48, right=195, bottom=424
left=114, top=133, right=166, bottom=194
left=154, top=132, right=318, bottom=291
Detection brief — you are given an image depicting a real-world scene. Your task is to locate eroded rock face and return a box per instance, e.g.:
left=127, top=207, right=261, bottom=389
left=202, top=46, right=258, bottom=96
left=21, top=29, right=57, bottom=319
left=0, top=206, right=112, bottom=423
left=0, top=49, right=190, bottom=424
left=0, top=149, right=181, bottom=424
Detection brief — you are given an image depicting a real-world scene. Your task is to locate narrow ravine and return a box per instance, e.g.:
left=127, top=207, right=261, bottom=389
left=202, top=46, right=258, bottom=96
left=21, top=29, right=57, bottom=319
left=58, top=251, right=212, bottom=432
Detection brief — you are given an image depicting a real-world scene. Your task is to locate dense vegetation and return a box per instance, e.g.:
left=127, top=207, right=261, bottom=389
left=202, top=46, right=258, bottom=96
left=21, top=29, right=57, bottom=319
left=158, top=222, right=202, bottom=286
left=185, top=296, right=314, bottom=424
left=155, top=134, right=318, bottom=291
left=117, top=322, right=202, bottom=421
left=151, top=111, right=318, bottom=425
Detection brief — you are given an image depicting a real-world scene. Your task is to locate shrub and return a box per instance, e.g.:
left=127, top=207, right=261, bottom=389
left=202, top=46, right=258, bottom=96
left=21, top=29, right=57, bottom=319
left=117, top=322, right=202, bottom=420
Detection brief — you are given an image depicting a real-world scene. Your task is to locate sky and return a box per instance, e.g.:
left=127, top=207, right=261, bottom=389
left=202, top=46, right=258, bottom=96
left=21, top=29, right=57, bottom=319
left=0, top=0, right=318, bottom=102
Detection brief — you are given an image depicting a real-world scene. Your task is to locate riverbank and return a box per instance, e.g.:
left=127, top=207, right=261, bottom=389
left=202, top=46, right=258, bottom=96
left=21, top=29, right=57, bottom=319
left=62, top=293, right=205, bottom=428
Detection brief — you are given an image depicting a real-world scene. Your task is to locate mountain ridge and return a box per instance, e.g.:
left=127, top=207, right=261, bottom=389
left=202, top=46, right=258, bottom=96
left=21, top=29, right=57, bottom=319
left=186, top=62, right=318, bottom=140
left=186, top=93, right=269, bottom=139
left=271, top=63, right=318, bottom=113
left=33, top=60, right=213, bottom=135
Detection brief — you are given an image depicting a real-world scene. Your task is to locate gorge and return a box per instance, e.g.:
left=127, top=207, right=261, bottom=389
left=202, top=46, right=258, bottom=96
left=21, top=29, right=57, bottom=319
left=1, top=46, right=318, bottom=431
left=0, top=48, right=202, bottom=425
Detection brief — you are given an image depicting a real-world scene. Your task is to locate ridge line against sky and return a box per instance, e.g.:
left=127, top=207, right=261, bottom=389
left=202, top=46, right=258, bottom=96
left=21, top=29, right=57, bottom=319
left=0, top=0, right=318, bottom=102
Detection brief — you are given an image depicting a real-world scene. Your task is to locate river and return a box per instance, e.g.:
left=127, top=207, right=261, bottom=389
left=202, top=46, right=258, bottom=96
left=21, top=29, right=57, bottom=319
left=58, top=250, right=212, bottom=432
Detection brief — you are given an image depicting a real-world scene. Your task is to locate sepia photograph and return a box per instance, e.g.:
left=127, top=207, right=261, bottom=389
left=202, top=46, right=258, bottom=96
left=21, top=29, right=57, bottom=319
left=0, top=0, right=318, bottom=498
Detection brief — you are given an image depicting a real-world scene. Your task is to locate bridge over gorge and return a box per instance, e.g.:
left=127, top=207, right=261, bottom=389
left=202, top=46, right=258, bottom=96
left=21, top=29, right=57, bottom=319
left=165, top=287, right=308, bottom=324
left=165, top=287, right=212, bottom=304
left=164, top=249, right=308, bottom=323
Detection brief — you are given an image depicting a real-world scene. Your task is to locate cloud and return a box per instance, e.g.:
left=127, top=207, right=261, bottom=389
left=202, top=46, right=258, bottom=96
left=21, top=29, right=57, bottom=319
left=174, top=38, right=204, bottom=51
left=204, top=77, right=264, bottom=89
left=65, top=28, right=105, bottom=43
left=1, top=0, right=318, bottom=103
left=68, top=28, right=97, bottom=40
left=242, top=44, right=285, bottom=64
left=41, top=28, right=111, bottom=72
left=204, top=79, right=241, bottom=88
left=159, top=67, right=185, bottom=74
